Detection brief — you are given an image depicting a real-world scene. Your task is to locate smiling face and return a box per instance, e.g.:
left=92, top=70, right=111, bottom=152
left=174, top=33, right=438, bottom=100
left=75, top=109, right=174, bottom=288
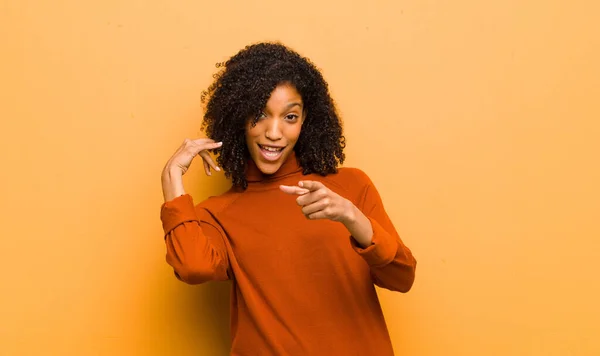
left=245, top=83, right=305, bottom=175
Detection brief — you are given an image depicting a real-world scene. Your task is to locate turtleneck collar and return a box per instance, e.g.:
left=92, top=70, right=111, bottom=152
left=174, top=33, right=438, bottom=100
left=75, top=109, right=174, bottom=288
left=246, top=151, right=303, bottom=184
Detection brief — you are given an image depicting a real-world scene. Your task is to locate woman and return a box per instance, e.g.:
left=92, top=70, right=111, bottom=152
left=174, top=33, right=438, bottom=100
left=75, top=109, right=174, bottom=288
left=160, top=42, right=416, bottom=355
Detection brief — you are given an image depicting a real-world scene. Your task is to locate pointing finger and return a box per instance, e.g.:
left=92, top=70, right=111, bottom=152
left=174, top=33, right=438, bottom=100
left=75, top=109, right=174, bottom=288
left=298, top=180, right=325, bottom=192
left=280, top=185, right=310, bottom=195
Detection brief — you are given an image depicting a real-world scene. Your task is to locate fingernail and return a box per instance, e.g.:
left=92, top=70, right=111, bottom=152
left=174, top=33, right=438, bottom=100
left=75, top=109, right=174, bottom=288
left=216, top=142, right=223, bottom=146
left=298, top=181, right=304, bottom=187
left=216, top=167, right=221, bottom=171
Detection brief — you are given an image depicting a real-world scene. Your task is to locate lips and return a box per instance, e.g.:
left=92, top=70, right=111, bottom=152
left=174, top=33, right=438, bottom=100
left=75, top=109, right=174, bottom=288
left=258, top=144, right=285, bottom=161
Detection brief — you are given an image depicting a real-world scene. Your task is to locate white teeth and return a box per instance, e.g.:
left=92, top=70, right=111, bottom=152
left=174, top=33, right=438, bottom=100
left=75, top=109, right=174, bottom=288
left=260, top=145, right=283, bottom=152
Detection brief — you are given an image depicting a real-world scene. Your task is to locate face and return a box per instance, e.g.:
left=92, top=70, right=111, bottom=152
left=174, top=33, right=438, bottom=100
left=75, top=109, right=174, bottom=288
left=245, top=83, right=305, bottom=175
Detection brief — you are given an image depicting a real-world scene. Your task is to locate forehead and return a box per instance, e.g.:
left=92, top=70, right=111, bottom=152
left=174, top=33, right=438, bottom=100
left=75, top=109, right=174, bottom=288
left=265, top=84, right=303, bottom=108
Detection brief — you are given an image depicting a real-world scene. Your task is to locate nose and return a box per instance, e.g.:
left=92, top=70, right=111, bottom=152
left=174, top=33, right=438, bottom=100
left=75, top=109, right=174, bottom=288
left=264, top=117, right=283, bottom=141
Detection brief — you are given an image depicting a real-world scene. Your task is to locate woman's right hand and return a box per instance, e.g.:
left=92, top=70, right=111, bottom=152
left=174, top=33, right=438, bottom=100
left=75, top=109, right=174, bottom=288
left=163, top=138, right=223, bottom=176
left=161, top=138, right=223, bottom=202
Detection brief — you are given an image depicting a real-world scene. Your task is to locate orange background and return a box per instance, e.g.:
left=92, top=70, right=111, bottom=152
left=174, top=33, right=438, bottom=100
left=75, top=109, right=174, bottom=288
left=2, top=0, right=599, bottom=355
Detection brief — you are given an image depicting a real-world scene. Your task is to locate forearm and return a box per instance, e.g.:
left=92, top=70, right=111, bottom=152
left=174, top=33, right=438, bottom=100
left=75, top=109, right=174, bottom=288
left=348, top=212, right=416, bottom=292
left=341, top=203, right=373, bottom=248
left=165, top=222, right=228, bottom=284
left=162, top=167, right=185, bottom=202
left=161, top=195, right=230, bottom=283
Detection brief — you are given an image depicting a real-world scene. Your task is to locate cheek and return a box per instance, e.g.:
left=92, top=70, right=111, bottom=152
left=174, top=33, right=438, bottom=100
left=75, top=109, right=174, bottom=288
left=245, top=124, right=260, bottom=142
left=289, top=124, right=303, bottom=142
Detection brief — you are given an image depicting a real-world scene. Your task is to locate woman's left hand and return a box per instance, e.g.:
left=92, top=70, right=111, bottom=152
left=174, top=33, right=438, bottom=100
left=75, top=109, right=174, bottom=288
left=280, top=180, right=374, bottom=247
left=280, top=181, right=355, bottom=224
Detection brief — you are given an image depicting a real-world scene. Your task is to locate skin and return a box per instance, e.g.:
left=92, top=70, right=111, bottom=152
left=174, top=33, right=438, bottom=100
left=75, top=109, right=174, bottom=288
left=245, top=83, right=305, bottom=175
left=161, top=83, right=373, bottom=247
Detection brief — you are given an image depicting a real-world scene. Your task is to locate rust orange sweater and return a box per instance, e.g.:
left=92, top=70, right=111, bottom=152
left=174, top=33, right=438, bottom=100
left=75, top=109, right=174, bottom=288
left=160, top=153, right=416, bottom=355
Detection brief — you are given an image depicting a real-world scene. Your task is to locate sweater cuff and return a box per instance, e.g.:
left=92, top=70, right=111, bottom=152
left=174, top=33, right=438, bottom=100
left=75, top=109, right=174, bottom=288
left=350, top=217, right=398, bottom=267
left=160, top=194, right=199, bottom=235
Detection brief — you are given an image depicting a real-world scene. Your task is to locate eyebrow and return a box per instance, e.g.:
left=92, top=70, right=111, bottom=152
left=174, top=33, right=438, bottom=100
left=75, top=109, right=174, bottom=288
left=285, top=102, right=303, bottom=110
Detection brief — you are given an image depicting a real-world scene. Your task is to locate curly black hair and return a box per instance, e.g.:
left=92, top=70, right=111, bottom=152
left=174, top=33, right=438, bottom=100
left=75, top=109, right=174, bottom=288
left=201, top=42, right=345, bottom=189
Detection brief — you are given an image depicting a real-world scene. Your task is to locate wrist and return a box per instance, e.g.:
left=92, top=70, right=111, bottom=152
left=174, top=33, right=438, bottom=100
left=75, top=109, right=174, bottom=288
left=162, top=166, right=185, bottom=202
left=341, top=202, right=373, bottom=248
left=162, top=166, right=183, bottom=181
left=340, top=200, right=358, bottom=226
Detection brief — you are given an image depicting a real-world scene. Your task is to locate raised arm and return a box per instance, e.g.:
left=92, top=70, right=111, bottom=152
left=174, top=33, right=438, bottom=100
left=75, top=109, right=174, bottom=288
left=160, top=138, right=229, bottom=284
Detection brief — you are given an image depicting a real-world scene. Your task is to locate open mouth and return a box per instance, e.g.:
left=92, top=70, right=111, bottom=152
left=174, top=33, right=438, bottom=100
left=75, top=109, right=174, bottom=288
left=258, top=144, right=285, bottom=160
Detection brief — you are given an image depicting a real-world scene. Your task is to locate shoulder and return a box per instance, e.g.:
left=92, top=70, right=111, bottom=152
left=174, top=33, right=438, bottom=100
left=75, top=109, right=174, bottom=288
left=330, top=167, right=374, bottom=188
left=319, top=166, right=374, bottom=203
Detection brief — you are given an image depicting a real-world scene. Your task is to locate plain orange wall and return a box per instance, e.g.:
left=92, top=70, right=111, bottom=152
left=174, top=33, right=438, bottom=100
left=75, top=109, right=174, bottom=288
left=2, top=0, right=599, bottom=355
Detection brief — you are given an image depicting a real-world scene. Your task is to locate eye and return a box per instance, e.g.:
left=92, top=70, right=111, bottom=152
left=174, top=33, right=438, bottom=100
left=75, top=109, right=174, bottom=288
left=256, top=112, right=267, bottom=120
left=285, top=114, right=299, bottom=122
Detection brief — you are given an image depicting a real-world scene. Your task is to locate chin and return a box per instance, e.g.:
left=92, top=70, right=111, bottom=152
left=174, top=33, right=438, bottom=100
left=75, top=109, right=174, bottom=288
left=256, top=161, right=283, bottom=175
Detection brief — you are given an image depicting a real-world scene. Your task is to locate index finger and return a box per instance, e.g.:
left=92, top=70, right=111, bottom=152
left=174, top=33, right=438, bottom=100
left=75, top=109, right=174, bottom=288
left=298, top=180, right=325, bottom=192
left=280, top=185, right=310, bottom=195
left=192, top=138, right=215, bottom=145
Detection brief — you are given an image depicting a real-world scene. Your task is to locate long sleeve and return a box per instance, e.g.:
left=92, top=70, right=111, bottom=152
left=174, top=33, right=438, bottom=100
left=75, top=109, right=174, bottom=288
left=350, top=176, right=417, bottom=293
left=161, top=194, right=230, bottom=284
